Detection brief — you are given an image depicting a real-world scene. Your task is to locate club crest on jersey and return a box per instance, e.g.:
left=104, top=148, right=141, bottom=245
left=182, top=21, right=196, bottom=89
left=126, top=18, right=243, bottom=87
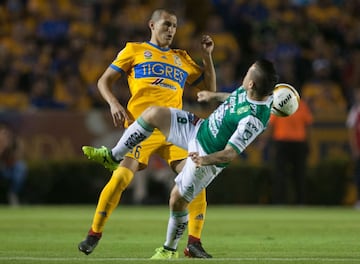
left=173, top=55, right=182, bottom=66
left=144, top=50, right=152, bottom=60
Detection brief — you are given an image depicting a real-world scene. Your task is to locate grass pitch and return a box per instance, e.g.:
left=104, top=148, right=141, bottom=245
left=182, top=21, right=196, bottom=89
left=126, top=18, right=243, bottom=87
left=0, top=205, right=359, bottom=263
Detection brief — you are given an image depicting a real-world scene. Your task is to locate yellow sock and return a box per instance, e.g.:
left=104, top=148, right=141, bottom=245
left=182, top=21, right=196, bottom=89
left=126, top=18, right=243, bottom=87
left=187, top=189, right=207, bottom=240
left=91, top=167, right=134, bottom=233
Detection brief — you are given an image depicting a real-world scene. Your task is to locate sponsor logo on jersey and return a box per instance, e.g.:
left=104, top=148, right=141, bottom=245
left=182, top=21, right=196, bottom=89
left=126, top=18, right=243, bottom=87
left=135, top=62, right=188, bottom=87
left=242, top=122, right=259, bottom=141
left=209, top=115, right=219, bottom=138
left=229, top=96, right=236, bottom=113
left=208, top=103, right=228, bottom=138
left=144, top=50, right=152, bottom=59
left=247, top=121, right=259, bottom=133
left=237, top=105, right=250, bottom=115
left=242, top=129, right=253, bottom=141
left=238, top=92, right=246, bottom=103
left=151, top=78, right=176, bottom=90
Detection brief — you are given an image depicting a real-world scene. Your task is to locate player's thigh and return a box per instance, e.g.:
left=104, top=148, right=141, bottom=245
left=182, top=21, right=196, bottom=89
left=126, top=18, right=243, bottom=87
left=167, top=108, right=200, bottom=150
left=175, top=140, right=223, bottom=202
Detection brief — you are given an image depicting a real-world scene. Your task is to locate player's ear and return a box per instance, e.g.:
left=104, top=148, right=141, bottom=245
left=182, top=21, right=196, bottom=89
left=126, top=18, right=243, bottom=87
left=248, top=80, right=255, bottom=90
left=149, top=20, right=155, bottom=30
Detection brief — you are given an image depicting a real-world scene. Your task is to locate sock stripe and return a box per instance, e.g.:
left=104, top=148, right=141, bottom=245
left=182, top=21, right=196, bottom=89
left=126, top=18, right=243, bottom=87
left=137, top=117, right=154, bottom=132
left=171, top=210, right=188, bottom=217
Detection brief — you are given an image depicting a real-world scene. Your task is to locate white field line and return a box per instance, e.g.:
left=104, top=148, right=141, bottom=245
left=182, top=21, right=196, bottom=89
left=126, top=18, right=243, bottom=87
left=0, top=256, right=359, bottom=262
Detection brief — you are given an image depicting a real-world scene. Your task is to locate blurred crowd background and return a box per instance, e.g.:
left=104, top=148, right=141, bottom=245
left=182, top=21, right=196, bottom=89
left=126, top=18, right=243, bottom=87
left=0, top=0, right=359, bottom=115
left=1, top=0, right=360, bottom=205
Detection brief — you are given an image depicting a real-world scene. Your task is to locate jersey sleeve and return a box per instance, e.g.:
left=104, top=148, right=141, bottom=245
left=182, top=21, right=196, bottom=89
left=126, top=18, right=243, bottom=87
left=227, top=116, right=265, bottom=155
left=110, top=42, right=135, bottom=74
left=176, top=50, right=204, bottom=87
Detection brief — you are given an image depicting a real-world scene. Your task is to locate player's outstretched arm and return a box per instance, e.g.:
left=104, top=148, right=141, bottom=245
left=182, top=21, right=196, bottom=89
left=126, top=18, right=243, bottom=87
left=197, top=91, right=231, bottom=103
left=189, top=145, right=237, bottom=167
left=98, top=67, right=132, bottom=127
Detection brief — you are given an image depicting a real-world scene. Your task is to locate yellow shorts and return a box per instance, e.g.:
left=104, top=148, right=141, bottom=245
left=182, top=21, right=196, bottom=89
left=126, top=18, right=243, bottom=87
left=125, top=129, right=187, bottom=170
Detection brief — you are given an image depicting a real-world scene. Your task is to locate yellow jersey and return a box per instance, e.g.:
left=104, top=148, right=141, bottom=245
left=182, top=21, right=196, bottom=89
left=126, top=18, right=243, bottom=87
left=110, top=41, right=204, bottom=126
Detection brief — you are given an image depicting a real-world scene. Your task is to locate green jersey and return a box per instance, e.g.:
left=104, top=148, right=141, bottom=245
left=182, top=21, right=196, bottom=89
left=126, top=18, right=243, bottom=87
left=196, top=86, right=273, bottom=160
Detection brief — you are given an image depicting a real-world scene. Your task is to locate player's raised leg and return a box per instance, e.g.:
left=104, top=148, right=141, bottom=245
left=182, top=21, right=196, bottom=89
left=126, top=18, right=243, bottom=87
left=110, top=106, right=172, bottom=159
left=112, top=106, right=172, bottom=156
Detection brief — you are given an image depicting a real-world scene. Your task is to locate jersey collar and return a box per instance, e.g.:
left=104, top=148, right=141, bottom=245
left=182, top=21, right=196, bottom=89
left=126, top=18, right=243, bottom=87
left=146, top=41, right=170, bottom=52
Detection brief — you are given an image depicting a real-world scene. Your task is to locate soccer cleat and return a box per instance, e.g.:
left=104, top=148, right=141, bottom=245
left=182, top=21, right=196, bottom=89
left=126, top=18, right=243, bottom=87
left=184, top=242, right=212, bottom=258
left=78, top=235, right=100, bottom=255
left=82, top=146, right=120, bottom=171
left=150, top=247, right=179, bottom=259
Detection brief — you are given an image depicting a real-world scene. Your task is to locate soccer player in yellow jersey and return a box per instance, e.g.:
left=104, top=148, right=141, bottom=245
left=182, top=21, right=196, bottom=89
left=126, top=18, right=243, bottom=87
left=78, top=9, right=216, bottom=258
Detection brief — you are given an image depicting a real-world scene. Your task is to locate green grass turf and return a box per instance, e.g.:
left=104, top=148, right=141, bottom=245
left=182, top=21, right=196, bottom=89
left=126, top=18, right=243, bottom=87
left=0, top=205, right=359, bottom=264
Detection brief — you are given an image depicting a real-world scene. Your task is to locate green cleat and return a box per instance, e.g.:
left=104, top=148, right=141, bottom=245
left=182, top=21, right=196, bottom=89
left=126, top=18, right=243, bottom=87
left=82, top=146, right=120, bottom=171
left=150, top=247, right=179, bottom=259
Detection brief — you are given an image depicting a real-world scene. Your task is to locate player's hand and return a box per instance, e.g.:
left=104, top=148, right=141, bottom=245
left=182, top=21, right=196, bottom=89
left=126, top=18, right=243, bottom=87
left=110, top=102, right=132, bottom=127
left=200, top=35, right=214, bottom=54
left=189, top=152, right=203, bottom=167
left=197, top=90, right=214, bottom=102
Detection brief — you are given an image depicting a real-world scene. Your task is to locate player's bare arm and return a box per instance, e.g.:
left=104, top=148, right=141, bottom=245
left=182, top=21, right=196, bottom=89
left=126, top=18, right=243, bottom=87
left=200, top=35, right=216, bottom=92
left=98, top=67, right=132, bottom=127
left=197, top=91, right=231, bottom=103
left=189, top=145, right=238, bottom=167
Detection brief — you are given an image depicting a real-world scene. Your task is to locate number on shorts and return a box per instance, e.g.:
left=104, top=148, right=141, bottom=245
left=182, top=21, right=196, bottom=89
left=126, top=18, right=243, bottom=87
left=130, top=145, right=142, bottom=159
left=177, top=116, right=187, bottom=124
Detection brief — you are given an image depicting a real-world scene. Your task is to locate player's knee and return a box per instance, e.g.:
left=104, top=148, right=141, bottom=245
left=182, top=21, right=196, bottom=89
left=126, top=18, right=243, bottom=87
left=142, top=106, right=167, bottom=126
left=142, top=106, right=158, bottom=122
left=172, top=198, right=188, bottom=211
left=169, top=187, right=188, bottom=211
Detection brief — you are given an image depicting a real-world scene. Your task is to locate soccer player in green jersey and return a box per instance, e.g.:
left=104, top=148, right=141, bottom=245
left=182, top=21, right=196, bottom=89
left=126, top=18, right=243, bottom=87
left=83, top=59, right=278, bottom=259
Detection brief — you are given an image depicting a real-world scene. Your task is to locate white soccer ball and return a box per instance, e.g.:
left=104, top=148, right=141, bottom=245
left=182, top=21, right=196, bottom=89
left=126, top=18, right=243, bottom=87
left=271, top=83, right=300, bottom=117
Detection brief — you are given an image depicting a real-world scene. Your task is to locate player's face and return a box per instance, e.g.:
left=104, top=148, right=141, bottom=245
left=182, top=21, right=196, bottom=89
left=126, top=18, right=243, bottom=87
left=150, top=13, right=177, bottom=47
